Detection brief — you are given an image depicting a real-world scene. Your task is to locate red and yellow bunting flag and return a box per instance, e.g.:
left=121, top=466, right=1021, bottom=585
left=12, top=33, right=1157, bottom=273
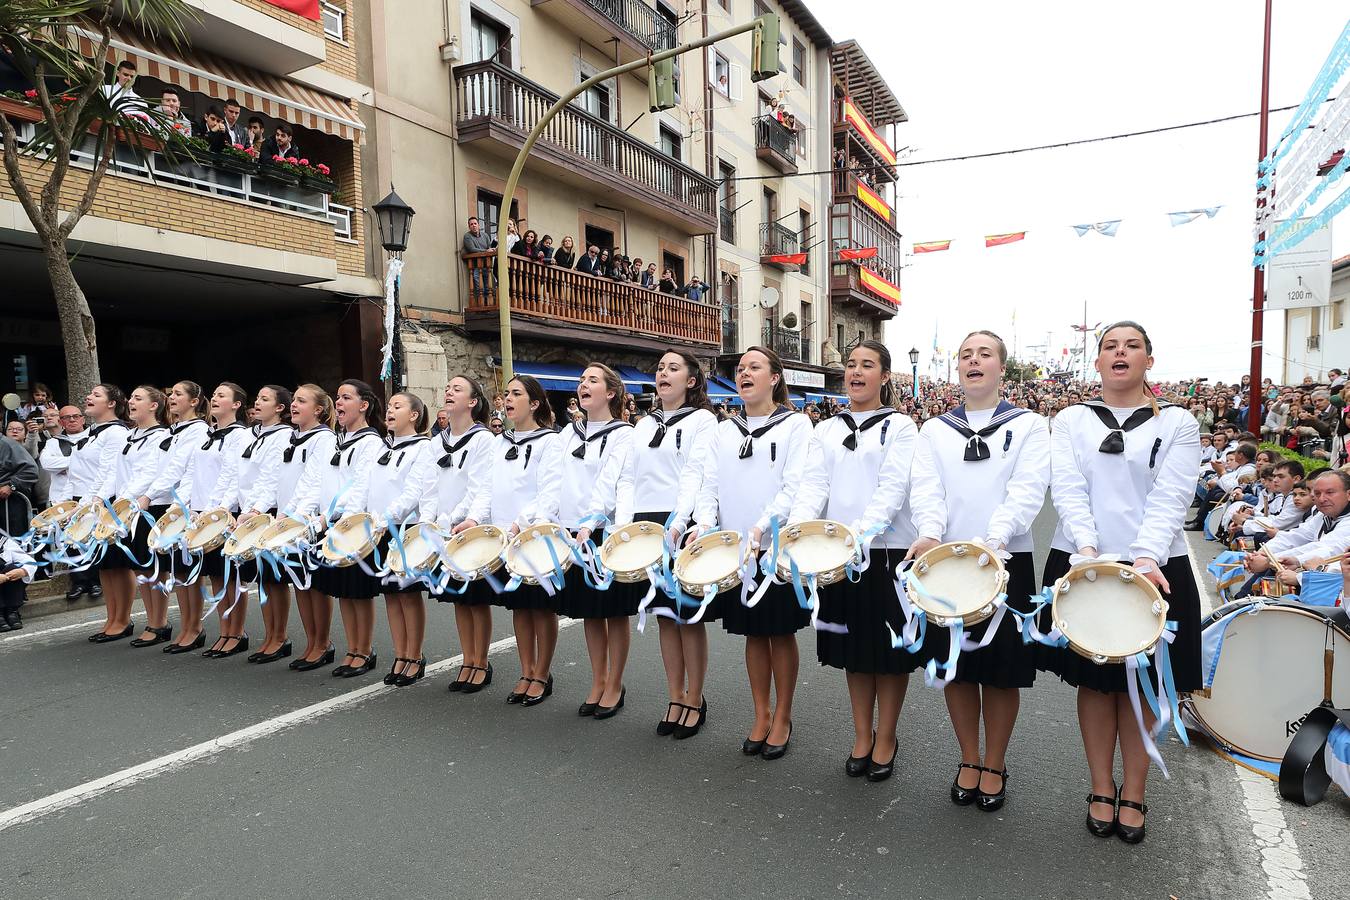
left=855, top=180, right=894, bottom=225
left=912, top=240, right=951, bottom=254
left=984, top=232, right=1026, bottom=248
left=838, top=246, right=878, bottom=261
left=843, top=99, right=897, bottom=166
left=766, top=252, right=808, bottom=266
left=263, top=0, right=320, bottom=18
left=858, top=267, right=901, bottom=306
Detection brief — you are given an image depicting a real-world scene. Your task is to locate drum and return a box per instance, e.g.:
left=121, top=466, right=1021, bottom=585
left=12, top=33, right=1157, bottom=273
left=776, top=520, right=859, bottom=585
left=31, top=500, right=80, bottom=533
left=673, top=530, right=745, bottom=597
left=147, top=505, right=191, bottom=552
left=1188, top=601, right=1350, bottom=761
left=442, top=524, right=507, bottom=582
left=386, top=523, right=443, bottom=577
left=321, top=513, right=386, bottom=567
left=1204, top=503, right=1229, bottom=541
left=91, top=498, right=138, bottom=542
left=905, top=541, right=1009, bottom=627
left=223, top=513, right=274, bottom=562
left=599, top=521, right=666, bottom=583
left=185, top=508, right=234, bottom=553
left=504, top=523, right=572, bottom=585
left=1050, top=561, right=1168, bottom=664
left=257, top=515, right=317, bottom=553
left=62, top=501, right=100, bottom=546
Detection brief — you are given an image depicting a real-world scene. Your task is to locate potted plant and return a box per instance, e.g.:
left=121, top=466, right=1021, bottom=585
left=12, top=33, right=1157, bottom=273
left=298, top=160, right=336, bottom=194
left=215, top=142, right=260, bottom=174
left=258, top=154, right=304, bottom=186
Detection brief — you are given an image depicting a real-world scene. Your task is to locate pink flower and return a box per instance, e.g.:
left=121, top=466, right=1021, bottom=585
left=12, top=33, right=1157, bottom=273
left=232, top=143, right=244, bottom=150
left=272, top=154, right=284, bottom=162
left=298, top=158, right=309, bottom=166
left=246, top=147, right=258, bottom=157
left=285, top=156, right=298, bottom=164
left=23, top=89, right=36, bottom=98
left=317, top=164, right=330, bottom=175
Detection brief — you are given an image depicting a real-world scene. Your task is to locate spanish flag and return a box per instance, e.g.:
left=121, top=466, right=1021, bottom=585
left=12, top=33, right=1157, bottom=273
left=855, top=181, right=894, bottom=225
left=985, top=232, right=1026, bottom=248
left=858, top=268, right=901, bottom=306
left=838, top=246, right=878, bottom=261
left=913, top=240, right=951, bottom=254
left=765, top=252, right=808, bottom=266
left=843, top=99, right=897, bottom=166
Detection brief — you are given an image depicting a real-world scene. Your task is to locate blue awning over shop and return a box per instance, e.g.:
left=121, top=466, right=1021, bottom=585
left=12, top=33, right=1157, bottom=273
left=617, top=366, right=656, bottom=389
left=707, top=376, right=739, bottom=401
left=504, top=360, right=583, bottom=392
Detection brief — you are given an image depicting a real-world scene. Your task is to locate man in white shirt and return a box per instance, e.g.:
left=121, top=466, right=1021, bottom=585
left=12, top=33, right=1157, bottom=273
left=1187, top=442, right=1257, bottom=530
left=1247, top=469, right=1350, bottom=572
left=1228, top=459, right=1305, bottom=544
left=38, top=406, right=86, bottom=506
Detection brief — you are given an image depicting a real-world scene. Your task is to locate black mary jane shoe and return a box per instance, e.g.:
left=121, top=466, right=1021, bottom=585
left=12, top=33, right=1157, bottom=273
left=976, top=767, right=1008, bottom=811
left=165, top=633, right=206, bottom=654
left=254, top=641, right=292, bottom=665
left=448, top=665, right=468, bottom=692
left=951, top=763, right=983, bottom=806
left=1085, top=785, right=1119, bottom=838
left=760, top=722, right=792, bottom=761
left=216, top=635, right=249, bottom=658
left=506, top=676, right=529, bottom=704
left=673, top=698, right=707, bottom=741
left=92, top=624, right=134, bottom=644
left=394, top=657, right=427, bottom=687
left=577, top=699, right=600, bottom=717
left=521, top=675, right=553, bottom=707
left=384, top=658, right=410, bottom=685
left=460, top=663, right=493, bottom=694
left=657, top=702, right=683, bottom=736
left=202, top=635, right=229, bottom=658
left=130, top=626, right=172, bottom=648
left=846, top=731, right=875, bottom=778
left=1115, top=798, right=1147, bottom=844
left=293, top=646, right=335, bottom=671
left=866, top=744, right=898, bottom=783
left=339, top=652, right=377, bottom=678
left=593, top=687, right=626, bottom=720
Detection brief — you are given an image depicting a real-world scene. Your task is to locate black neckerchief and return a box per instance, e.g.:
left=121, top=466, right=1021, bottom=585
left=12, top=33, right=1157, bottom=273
left=378, top=434, right=429, bottom=466
left=76, top=420, right=128, bottom=450
left=242, top=423, right=288, bottom=460
left=504, top=428, right=553, bottom=468
left=122, top=425, right=167, bottom=455
left=570, top=419, right=632, bottom=459
left=1319, top=509, right=1350, bottom=538
left=648, top=407, right=699, bottom=448
left=936, top=401, right=1027, bottom=461
left=439, top=424, right=489, bottom=469
left=284, top=427, right=332, bottom=463
left=839, top=408, right=895, bottom=451
left=729, top=406, right=794, bottom=459
left=55, top=433, right=82, bottom=457
left=1080, top=400, right=1174, bottom=454
left=330, top=427, right=380, bottom=466
left=201, top=421, right=245, bottom=452
left=162, top=419, right=204, bottom=450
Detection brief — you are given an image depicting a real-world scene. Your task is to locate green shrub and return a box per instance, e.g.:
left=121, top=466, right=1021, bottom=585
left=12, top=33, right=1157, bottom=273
left=1259, top=442, right=1331, bottom=476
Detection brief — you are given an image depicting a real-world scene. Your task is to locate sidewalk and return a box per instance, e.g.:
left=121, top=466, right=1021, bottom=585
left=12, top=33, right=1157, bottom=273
left=22, top=573, right=107, bottom=621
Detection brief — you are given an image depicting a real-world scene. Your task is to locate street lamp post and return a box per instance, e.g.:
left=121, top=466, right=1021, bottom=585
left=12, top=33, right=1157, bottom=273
left=372, top=186, right=416, bottom=389
left=908, top=346, right=920, bottom=401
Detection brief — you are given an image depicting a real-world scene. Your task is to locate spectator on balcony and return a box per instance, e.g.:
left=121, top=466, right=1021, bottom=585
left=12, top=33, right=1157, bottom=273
left=553, top=236, right=577, bottom=269
left=575, top=244, right=602, bottom=275
left=537, top=234, right=556, bottom=264
left=246, top=116, right=267, bottom=154
left=658, top=268, right=678, bottom=294
left=512, top=229, right=540, bottom=260
left=262, top=122, right=301, bottom=161
left=678, top=275, right=707, bottom=302
left=201, top=106, right=229, bottom=153
left=611, top=255, right=634, bottom=283
left=595, top=247, right=613, bottom=277
left=461, top=215, right=492, bottom=302
left=101, top=60, right=147, bottom=117
left=631, top=257, right=644, bottom=280
left=158, top=87, right=193, bottom=137
left=221, top=99, right=249, bottom=147
left=491, top=218, right=519, bottom=253
left=641, top=262, right=657, bottom=289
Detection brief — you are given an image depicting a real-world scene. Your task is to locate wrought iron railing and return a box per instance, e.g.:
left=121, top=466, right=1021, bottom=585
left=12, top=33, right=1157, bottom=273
left=582, top=0, right=677, bottom=50
left=761, top=323, right=803, bottom=362
left=760, top=221, right=799, bottom=257
left=754, top=115, right=797, bottom=161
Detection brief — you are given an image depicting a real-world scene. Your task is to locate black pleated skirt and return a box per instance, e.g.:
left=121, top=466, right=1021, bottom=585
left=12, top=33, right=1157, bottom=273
left=556, top=561, right=643, bottom=619
left=495, top=579, right=556, bottom=611
left=434, top=575, right=496, bottom=605
left=718, top=578, right=811, bottom=637
left=814, top=548, right=925, bottom=674
left=311, top=535, right=387, bottom=601
left=100, top=504, right=166, bottom=572
left=917, top=551, right=1038, bottom=688
left=1037, top=548, right=1203, bottom=693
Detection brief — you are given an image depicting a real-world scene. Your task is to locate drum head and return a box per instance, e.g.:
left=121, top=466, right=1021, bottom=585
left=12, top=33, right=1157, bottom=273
left=674, top=531, right=743, bottom=594
left=1205, top=505, right=1227, bottom=539
left=778, top=520, right=857, bottom=584
left=224, top=513, right=274, bottom=558
left=387, top=524, right=441, bottom=575
left=148, top=507, right=189, bottom=549
left=323, top=514, right=382, bottom=565
left=92, top=499, right=137, bottom=541
left=1053, top=563, right=1166, bottom=663
left=186, top=509, right=233, bottom=552
left=1190, top=603, right=1350, bottom=761
left=33, top=500, right=80, bottom=531
left=600, top=523, right=665, bottom=582
left=64, top=505, right=99, bottom=544
left=258, top=516, right=312, bottom=552
left=907, top=542, right=1007, bottom=624
left=445, top=525, right=506, bottom=581
left=505, top=524, right=572, bottom=583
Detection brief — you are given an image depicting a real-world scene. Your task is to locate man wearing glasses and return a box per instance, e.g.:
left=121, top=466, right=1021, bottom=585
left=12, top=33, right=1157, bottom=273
left=38, top=408, right=98, bottom=599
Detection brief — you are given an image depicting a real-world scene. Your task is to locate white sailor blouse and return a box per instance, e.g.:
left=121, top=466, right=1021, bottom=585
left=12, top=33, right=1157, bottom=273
left=39, top=428, right=85, bottom=503
left=414, top=424, right=496, bottom=531
left=479, top=428, right=564, bottom=531
left=1262, top=509, right=1350, bottom=567
left=558, top=419, right=634, bottom=531
left=367, top=434, right=435, bottom=528
left=67, top=420, right=129, bottom=499
left=909, top=403, right=1050, bottom=552
left=188, top=423, right=248, bottom=513
left=272, top=427, right=337, bottom=518
left=231, top=423, right=291, bottom=515
left=322, top=427, right=385, bottom=521
left=789, top=408, right=919, bottom=550
left=104, top=425, right=170, bottom=505
left=690, top=408, right=813, bottom=536
left=142, top=419, right=210, bottom=508
left=614, top=407, right=717, bottom=527
left=1050, top=402, right=1201, bottom=563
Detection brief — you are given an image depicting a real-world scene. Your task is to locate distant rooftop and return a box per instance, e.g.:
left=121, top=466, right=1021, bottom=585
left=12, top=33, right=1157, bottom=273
left=830, top=40, right=907, bottom=127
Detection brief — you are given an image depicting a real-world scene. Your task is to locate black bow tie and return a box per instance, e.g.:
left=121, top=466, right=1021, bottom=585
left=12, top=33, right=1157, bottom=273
left=1082, top=403, right=1154, bottom=454
left=730, top=408, right=793, bottom=459
left=840, top=411, right=892, bottom=451
left=438, top=426, right=487, bottom=468
left=284, top=427, right=329, bottom=463
left=648, top=408, right=697, bottom=448
left=122, top=427, right=166, bottom=455
left=504, top=430, right=552, bottom=466
left=201, top=423, right=243, bottom=451
left=330, top=428, right=378, bottom=466
left=76, top=421, right=120, bottom=450
left=571, top=421, right=628, bottom=459
left=378, top=436, right=426, bottom=466
left=242, top=425, right=285, bottom=460
left=937, top=404, right=1027, bottom=461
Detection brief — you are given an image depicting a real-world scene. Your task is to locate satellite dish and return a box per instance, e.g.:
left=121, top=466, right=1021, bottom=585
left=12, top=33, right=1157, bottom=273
left=1, top=393, right=19, bottom=411
left=758, top=287, right=780, bottom=310
left=780, top=312, right=799, bottom=330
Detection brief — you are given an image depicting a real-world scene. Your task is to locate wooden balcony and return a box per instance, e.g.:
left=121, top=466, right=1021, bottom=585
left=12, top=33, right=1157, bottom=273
left=830, top=264, right=900, bottom=319
left=754, top=116, right=798, bottom=174
left=463, top=252, right=720, bottom=351
left=531, top=0, right=676, bottom=68
left=453, top=61, right=716, bottom=234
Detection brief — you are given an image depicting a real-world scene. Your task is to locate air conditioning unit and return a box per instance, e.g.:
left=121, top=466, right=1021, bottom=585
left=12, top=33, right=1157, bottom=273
left=1308, top=335, right=1321, bottom=350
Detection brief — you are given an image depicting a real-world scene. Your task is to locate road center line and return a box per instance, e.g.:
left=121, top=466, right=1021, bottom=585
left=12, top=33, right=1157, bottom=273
left=0, top=619, right=579, bottom=832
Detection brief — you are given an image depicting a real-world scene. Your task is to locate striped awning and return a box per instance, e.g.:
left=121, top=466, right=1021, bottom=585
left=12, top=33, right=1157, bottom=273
left=76, top=28, right=363, bottom=140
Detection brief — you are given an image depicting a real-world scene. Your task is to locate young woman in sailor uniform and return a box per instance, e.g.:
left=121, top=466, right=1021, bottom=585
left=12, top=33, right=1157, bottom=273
left=907, top=331, right=1050, bottom=809
left=789, top=341, right=919, bottom=782
left=486, top=375, right=564, bottom=707
left=370, top=392, right=435, bottom=686
left=1042, top=321, right=1202, bottom=844
left=684, top=346, right=813, bottom=760
left=615, top=350, right=718, bottom=739
left=275, top=385, right=338, bottom=671
left=316, top=380, right=386, bottom=678
left=561, top=364, right=637, bottom=719
left=67, top=384, right=130, bottom=606
left=196, top=383, right=252, bottom=659
left=231, top=386, right=293, bottom=663
left=139, top=381, right=211, bottom=653
left=424, top=376, right=496, bottom=693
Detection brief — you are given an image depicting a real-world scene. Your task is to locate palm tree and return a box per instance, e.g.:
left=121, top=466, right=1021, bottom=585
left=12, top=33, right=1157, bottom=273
left=0, top=1, right=192, bottom=402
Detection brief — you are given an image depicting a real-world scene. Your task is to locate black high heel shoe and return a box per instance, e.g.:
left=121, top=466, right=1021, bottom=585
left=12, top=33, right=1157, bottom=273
left=673, top=697, right=707, bottom=740
left=976, top=767, right=1008, bottom=811
left=460, top=663, right=493, bottom=694
left=448, top=665, right=468, bottom=692
left=742, top=727, right=769, bottom=756
left=164, top=633, right=206, bottom=654
left=255, top=641, right=292, bottom=664
left=657, top=702, right=682, bottom=736
left=951, top=763, right=983, bottom=805
left=1085, top=784, right=1119, bottom=838
left=521, top=674, right=553, bottom=707
left=846, top=731, right=875, bottom=778
left=1115, top=798, right=1147, bottom=844
left=577, top=697, right=600, bottom=717
left=506, top=675, right=529, bottom=704
left=385, top=658, right=409, bottom=685
left=593, top=687, right=625, bottom=719
left=760, top=722, right=792, bottom=761
left=292, top=646, right=334, bottom=671
left=91, top=624, right=134, bottom=643
left=866, top=743, right=898, bottom=783
left=217, top=635, right=249, bottom=658
left=394, top=657, right=426, bottom=687
left=130, top=625, right=171, bottom=648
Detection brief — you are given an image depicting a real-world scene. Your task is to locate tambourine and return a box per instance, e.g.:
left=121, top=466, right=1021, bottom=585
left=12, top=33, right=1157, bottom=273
left=386, top=523, right=443, bottom=577
left=257, top=514, right=318, bottom=553
left=905, top=541, right=1009, bottom=627
left=673, top=530, right=745, bottom=597
left=320, top=512, right=385, bottom=567
left=504, top=523, right=572, bottom=585
left=776, top=520, right=859, bottom=585
left=62, top=501, right=100, bottom=545
left=31, top=500, right=81, bottom=533
left=443, top=524, right=507, bottom=582
left=1050, top=561, right=1168, bottom=664
left=147, top=505, right=191, bottom=551
left=599, top=521, right=666, bottom=583
left=185, top=508, right=234, bottom=553
left=223, top=513, right=274, bottom=562
left=91, top=498, right=138, bottom=542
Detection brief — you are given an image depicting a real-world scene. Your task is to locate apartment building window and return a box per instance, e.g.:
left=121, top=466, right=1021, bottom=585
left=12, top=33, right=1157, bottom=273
left=792, top=38, right=805, bottom=83
left=800, top=298, right=813, bottom=364
left=722, top=275, right=739, bottom=353
left=477, top=189, right=517, bottom=244
left=321, top=2, right=345, bottom=41
left=659, top=124, right=683, bottom=161
left=662, top=252, right=685, bottom=285
left=712, top=51, right=731, bottom=97
left=585, top=224, right=614, bottom=254
left=837, top=323, right=844, bottom=351
left=578, top=81, right=612, bottom=122
left=469, top=10, right=511, bottom=65
left=1335, top=299, right=1346, bottom=330
left=754, top=0, right=769, bottom=18
left=763, top=187, right=778, bottom=225
left=718, top=161, right=736, bottom=243
left=656, top=1, right=680, bottom=57
left=798, top=209, right=811, bottom=275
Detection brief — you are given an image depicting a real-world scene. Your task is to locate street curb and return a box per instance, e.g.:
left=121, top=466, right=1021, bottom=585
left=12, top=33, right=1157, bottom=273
left=20, top=574, right=107, bottom=621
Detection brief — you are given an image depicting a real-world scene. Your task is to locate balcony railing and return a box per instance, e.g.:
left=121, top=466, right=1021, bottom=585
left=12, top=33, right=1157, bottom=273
left=454, top=61, right=716, bottom=230
left=464, top=252, right=719, bottom=348
left=760, top=221, right=800, bottom=258
left=582, top=0, right=677, bottom=50
left=754, top=115, right=797, bottom=172
left=761, top=323, right=804, bottom=363
left=719, top=206, right=735, bottom=243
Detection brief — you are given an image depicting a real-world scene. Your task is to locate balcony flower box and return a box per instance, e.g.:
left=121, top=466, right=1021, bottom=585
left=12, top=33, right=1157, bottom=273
left=259, top=155, right=304, bottom=186
left=298, top=161, right=335, bottom=194
left=215, top=143, right=260, bottom=175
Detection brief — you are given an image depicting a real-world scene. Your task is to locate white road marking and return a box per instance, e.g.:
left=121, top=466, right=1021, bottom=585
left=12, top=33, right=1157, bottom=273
left=1233, top=764, right=1311, bottom=900
left=0, top=619, right=579, bottom=832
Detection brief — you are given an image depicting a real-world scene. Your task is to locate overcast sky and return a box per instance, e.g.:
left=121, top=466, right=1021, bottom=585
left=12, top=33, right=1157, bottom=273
left=810, top=0, right=1350, bottom=382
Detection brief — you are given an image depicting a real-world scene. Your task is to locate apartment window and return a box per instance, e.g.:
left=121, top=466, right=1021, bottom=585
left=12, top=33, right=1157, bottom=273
left=662, top=252, right=685, bottom=285
left=320, top=2, right=345, bottom=40
left=758, top=91, right=776, bottom=119
left=1335, top=299, right=1346, bottom=330
left=754, top=0, right=769, bottom=18
left=578, top=81, right=612, bottom=122
left=469, top=10, right=511, bottom=65
left=712, top=51, right=731, bottom=97
left=762, top=187, right=777, bottom=225
left=659, top=124, right=683, bottom=161
left=584, top=224, right=614, bottom=254
left=792, top=38, right=805, bottom=83
left=837, top=323, right=844, bottom=350
left=718, top=161, right=736, bottom=243
left=476, top=189, right=518, bottom=245
left=798, top=209, right=811, bottom=275
left=656, top=1, right=679, bottom=55
left=801, top=298, right=814, bottom=364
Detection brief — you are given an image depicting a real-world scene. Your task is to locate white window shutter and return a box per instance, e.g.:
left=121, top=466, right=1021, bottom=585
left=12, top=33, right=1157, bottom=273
left=729, top=63, right=743, bottom=102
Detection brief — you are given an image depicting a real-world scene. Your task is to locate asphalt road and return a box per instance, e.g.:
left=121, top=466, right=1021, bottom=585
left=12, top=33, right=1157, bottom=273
left=1, top=501, right=1344, bottom=900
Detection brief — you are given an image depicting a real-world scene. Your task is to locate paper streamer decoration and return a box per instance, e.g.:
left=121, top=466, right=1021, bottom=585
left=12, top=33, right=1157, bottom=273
left=985, top=232, right=1025, bottom=248
left=913, top=240, right=951, bottom=253
left=1169, top=208, right=1222, bottom=227
left=1073, top=220, right=1121, bottom=237
left=379, top=257, right=404, bottom=381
